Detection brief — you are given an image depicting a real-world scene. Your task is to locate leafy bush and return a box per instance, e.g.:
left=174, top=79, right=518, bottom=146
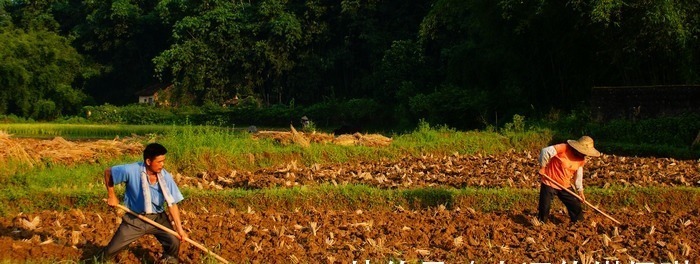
left=0, top=114, right=34, bottom=123
left=31, top=100, right=57, bottom=120
left=598, top=142, right=699, bottom=160
left=301, top=98, right=385, bottom=128
left=501, top=114, right=526, bottom=133
left=119, top=105, right=177, bottom=125
left=408, top=84, right=489, bottom=129
left=237, top=96, right=263, bottom=109
left=301, top=121, right=317, bottom=133
left=339, top=98, right=383, bottom=124
left=53, top=116, right=90, bottom=124
left=304, top=101, right=338, bottom=126
left=541, top=111, right=700, bottom=158
left=83, top=104, right=124, bottom=124
left=500, top=114, right=553, bottom=151
left=588, top=115, right=700, bottom=147
left=83, top=104, right=178, bottom=124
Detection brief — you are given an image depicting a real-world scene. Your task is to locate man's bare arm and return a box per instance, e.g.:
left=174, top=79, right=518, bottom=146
left=168, top=204, right=188, bottom=241
left=104, top=168, right=119, bottom=206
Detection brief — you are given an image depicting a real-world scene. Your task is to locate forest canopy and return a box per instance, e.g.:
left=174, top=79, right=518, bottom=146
left=0, top=0, right=698, bottom=129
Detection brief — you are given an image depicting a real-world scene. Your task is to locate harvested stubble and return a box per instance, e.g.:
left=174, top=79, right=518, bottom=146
left=337, top=133, right=392, bottom=147
left=253, top=128, right=392, bottom=147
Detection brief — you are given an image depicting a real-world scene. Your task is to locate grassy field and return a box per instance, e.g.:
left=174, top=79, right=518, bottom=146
left=1, top=183, right=698, bottom=217
left=0, top=123, right=178, bottom=139
left=1, top=123, right=698, bottom=263
left=0, top=122, right=552, bottom=172
left=0, top=122, right=695, bottom=216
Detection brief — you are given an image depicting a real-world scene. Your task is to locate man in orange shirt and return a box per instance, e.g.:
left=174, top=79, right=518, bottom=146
left=537, top=136, right=601, bottom=223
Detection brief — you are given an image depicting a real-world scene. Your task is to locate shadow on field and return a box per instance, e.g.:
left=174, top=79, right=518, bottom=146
left=401, top=188, right=455, bottom=209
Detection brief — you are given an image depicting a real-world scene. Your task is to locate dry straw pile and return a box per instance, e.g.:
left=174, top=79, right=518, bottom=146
left=0, top=130, right=36, bottom=167
left=0, top=130, right=143, bottom=166
left=253, top=126, right=392, bottom=148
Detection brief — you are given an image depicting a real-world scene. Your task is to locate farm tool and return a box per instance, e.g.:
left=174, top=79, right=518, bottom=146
left=108, top=201, right=230, bottom=263
left=540, top=173, right=622, bottom=225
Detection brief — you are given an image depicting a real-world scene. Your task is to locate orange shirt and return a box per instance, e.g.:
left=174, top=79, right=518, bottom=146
left=539, top=143, right=586, bottom=190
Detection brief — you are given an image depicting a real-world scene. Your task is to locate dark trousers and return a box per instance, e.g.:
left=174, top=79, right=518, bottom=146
left=537, top=183, right=583, bottom=223
left=102, top=212, right=180, bottom=260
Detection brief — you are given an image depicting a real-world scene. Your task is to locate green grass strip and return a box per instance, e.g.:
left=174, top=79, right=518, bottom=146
left=1, top=123, right=555, bottom=180
left=1, top=185, right=697, bottom=216
left=0, top=123, right=176, bottom=139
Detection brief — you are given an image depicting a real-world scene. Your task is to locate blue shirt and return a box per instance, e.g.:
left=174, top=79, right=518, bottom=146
left=111, top=162, right=184, bottom=214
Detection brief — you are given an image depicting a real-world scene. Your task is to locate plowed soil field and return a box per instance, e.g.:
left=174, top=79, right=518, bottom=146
left=0, top=136, right=699, bottom=263
left=178, top=150, right=700, bottom=190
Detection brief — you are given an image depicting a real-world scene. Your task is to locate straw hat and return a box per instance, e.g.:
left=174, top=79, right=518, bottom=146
left=567, top=136, right=601, bottom=157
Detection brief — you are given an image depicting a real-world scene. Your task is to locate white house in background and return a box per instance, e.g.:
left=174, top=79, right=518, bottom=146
left=135, top=83, right=172, bottom=105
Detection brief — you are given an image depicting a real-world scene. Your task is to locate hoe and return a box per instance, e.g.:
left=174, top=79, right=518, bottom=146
left=109, top=202, right=231, bottom=263
left=540, top=173, right=621, bottom=225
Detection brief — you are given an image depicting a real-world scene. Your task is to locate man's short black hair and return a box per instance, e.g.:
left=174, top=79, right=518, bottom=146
left=143, top=143, right=168, bottom=162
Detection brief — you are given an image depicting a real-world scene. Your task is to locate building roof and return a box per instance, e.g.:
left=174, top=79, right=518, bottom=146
left=135, top=83, right=172, bottom=96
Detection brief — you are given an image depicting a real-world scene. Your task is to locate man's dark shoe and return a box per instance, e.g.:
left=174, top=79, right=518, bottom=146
left=159, top=255, right=179, bottom=264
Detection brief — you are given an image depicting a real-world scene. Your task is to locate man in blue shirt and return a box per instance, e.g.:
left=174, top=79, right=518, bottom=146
left=100, top=143, right=187, bottom=263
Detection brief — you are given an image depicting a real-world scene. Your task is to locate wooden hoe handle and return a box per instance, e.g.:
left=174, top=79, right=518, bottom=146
left=540, top=173, right=622, bottom=225
left=108, top=202, right=230, bottom=264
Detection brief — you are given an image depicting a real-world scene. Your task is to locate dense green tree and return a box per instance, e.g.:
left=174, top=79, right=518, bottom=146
left=413, top=0, right=700, bottom=128
left=155, top=0, right=317, bottom=105
left=154, top=0, right=435, bottom=107
left=1, top=0, right=699, bottom=128
left=566, top=0, right=700, bottom=84
left=0, top=1, right=13, bottom=28
left=304, top=0, right=434, bottom=103
left=59, top=0, right=172, bottom=105
left=3, top=0, right=62, bottom=30
left=0, top=28, right=86, bottom=119
left=415, top=0, right=534, bottom=127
